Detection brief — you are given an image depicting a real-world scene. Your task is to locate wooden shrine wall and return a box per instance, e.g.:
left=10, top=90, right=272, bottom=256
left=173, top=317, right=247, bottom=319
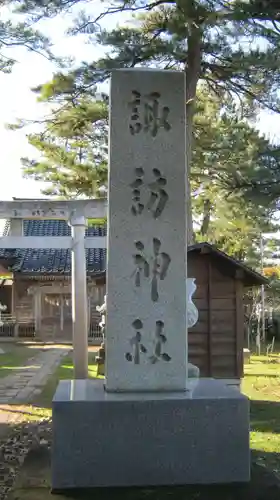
left=188, top=252, right=244, bottom=379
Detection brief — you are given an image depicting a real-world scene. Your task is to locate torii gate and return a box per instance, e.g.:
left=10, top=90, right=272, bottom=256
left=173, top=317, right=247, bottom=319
left=0, top=198, right=107, bottom=379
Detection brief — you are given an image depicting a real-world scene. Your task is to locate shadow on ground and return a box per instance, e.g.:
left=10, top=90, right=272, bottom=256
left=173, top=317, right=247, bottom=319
left=250, top=400, right=280, bottom=434
left=1, top=401, right=280, bottom=500
left=9, top=447, right=280, bottom=500
left=0, top=418, right=278, bottom=500
left=0, top=418, right=16, bottom=441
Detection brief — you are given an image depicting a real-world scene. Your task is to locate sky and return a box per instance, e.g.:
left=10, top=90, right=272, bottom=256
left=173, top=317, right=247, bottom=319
left=0, top=3, right=128, bottom=201
left=1, top=3, right=280, bottom=204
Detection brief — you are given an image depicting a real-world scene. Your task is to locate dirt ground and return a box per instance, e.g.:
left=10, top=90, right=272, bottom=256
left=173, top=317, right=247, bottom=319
left=0, top=405, right=30, bottom=439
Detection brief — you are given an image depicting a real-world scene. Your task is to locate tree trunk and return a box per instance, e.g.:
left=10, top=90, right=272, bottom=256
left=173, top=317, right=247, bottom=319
left=199, top=199, right=211, bottom=236
left=185, top=28, right=202, bottom=245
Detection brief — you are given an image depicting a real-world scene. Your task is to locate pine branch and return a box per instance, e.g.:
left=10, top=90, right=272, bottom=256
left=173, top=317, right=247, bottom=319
left=69, top=0, right=174, bottom=35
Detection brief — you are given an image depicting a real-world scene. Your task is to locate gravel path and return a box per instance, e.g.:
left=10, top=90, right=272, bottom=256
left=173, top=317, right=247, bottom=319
left=0, top=345, right=69, bottom=500
left=0, top=416, right=51, bottom=500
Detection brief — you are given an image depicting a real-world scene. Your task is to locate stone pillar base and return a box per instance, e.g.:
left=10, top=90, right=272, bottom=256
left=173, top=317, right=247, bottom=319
left=52, top=378, right=250, bottom=490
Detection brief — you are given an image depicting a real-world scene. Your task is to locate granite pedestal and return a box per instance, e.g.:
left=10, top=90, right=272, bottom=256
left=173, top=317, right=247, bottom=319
left=52, top=379, right=250, bottom=490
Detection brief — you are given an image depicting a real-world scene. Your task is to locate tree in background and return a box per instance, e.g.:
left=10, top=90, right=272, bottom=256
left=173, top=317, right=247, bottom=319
left=19, top=84, right=279, bottom=267
left=17, top=0, right=280, bottom=242
left=263, top=267, right=280, bottom=311
left=192, top=88, right=280, bottom=264
left=20, top=94, right=108, bottom=198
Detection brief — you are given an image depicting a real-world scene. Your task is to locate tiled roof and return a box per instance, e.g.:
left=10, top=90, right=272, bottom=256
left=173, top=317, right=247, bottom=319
left=0, top=220, right=106, bottom=275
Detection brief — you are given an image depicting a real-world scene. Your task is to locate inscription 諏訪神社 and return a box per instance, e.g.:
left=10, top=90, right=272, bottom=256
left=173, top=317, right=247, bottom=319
left=106, top=69, right=187, bottom=392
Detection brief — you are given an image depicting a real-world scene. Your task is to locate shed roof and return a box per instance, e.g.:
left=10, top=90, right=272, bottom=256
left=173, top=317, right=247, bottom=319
left=188, top=242, right=267, bottom=287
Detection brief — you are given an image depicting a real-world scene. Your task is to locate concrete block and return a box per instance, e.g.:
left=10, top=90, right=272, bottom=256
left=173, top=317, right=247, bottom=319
left=52, top=378, right=250, bottom=489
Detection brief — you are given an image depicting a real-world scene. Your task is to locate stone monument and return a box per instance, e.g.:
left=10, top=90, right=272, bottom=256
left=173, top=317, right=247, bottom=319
left=52, top=69, right=250, bottom=490
left=96, top=284, right=200, bottom=378
left=105, top=70, right=187, bottom=392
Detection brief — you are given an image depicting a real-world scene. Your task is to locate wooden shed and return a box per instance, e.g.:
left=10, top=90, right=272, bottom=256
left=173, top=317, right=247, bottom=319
left=188, top=243, right=267, bottom=381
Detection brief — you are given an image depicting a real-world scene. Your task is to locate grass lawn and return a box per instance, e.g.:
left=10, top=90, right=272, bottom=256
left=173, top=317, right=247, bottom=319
left=4, top=348, right=280, bottom=500
left=242, top=352, right=280, bottom=479
left=0, top=342, right=43, bottom=378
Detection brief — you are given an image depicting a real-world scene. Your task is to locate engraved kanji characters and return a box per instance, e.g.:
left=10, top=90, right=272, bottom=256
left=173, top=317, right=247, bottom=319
left=131, top=167, right=145, bottom=216
left=125, top=319, right=147, bottom=364
left=128, top=90, right=142, bottom=135
left=147, top=168, right=168, bottom=219
left=127, top=87, right=173, bottom=369
left=130, top=168, right=169, bottom=219
left=151, top=238, right=171, bottom=301
left=133, top=241, right=149, bottom=287
left=125, top=319, right=171, bottom=365
left=149, top=320, right=171, bottom=364
left=129, top=90, right=171, bottom=137
left=132, top=238, right=171, bottom=301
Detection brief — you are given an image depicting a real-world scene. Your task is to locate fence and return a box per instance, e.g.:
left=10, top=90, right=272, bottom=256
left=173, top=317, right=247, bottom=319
left=88, top=322, right=103, bottom=344
left=0, top=316, right=15, bottom=337
left=0, top=315, right=35, bottom=338
left=0, top=314, right=102, bottom=343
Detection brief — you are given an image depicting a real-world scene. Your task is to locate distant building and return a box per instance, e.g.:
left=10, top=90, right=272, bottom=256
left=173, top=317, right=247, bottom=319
left=0, top=225, right=267, bottom=383
left=0, top=218, right=106, bottom=342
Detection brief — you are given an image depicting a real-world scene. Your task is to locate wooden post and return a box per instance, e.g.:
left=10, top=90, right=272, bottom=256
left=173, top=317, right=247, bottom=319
left=88, top=294, right=91, bottom=337
left=207, top=257, right=213, bottom=377
left=10, top=220, right=22, bottom=338
left=60, top=295, right=64, bottom=332
left=235, top=280, right=244, bottom=378
left=34, top=289, right=42, bottom=336
left=11, top=278, right=16, bottom=319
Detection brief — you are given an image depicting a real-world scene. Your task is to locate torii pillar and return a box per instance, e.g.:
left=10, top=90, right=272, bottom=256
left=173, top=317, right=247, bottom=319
left=70, top=214, right=88, bottom=379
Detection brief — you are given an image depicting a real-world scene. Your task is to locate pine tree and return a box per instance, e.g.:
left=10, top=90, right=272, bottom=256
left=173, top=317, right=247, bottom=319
left=19, top=84, right=280, bottom=266
left=23, top=1, right=280, bottom=242
left=0, top=0, right=53, bottom=72
left=191, top=88, right=279, bottom=265
left=20, top=93, right=108, bottom=198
